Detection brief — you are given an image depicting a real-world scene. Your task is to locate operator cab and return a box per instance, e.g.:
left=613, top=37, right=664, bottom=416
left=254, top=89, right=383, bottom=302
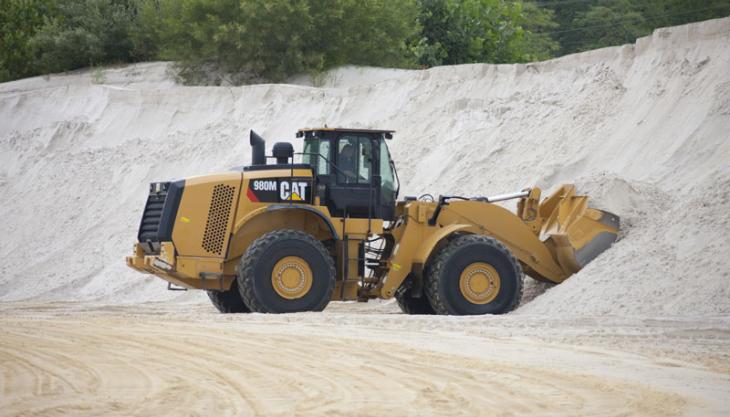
left=297, top=128, right=399, bottom=221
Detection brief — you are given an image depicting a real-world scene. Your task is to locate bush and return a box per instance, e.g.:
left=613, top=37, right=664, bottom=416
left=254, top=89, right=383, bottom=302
left=0, top=0, right=54, bottom=82
left=569, top=0, right=649, bottom=52
left=154, top=0, right=420, bottom=83
left=28, top=0, right=141, bottom=74
left=409, top=0, right=557, bottom=67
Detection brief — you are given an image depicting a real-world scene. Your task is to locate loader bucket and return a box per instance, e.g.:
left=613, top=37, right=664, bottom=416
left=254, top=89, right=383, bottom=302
left=538, top=185, right=620, bottom=276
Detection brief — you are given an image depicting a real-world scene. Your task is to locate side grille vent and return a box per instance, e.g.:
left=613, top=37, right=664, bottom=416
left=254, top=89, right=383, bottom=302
left=202, top=184, right=235, bottom=255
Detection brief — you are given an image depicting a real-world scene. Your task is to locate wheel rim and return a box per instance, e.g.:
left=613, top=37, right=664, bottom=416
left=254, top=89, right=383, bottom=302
left=459, top=262, right=501, bottom=304
left=271, top=256, right=313, bottom=300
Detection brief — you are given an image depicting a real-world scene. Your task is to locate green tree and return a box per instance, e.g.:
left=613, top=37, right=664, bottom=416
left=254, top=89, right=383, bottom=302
left=517, top=1, right=560, bottom=61
left=0, top=0, right=54, bottom=82
left=637, top=0, right=730, bottom=28
left=410, top=0, right=558, bottom=67
left=129, top=0, right=164, bottom=61
left=547, top=0, right=596, bottom=55
left=547, top=0, right=730, bottom=56
left=28, top=0, right=143, bottom=74
left=570, top=0, right=649, bottom=52
left=155, top=0, right=419, bottom=83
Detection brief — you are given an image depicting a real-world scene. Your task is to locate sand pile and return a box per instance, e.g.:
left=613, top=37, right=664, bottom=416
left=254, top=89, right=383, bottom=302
left=0, top=18, right=728, bottom=316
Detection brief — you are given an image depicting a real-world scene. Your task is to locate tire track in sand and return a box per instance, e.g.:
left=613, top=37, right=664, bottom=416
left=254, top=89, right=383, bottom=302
left=0, top=311, right=688, bottom=417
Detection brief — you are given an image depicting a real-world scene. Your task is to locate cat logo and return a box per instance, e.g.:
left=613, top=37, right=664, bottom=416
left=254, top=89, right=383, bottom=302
left=280, top=180, right=309, bottom=201
left=247, top=177, right=311, bottom=203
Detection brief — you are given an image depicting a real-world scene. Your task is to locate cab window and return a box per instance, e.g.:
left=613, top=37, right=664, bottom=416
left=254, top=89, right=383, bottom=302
left=379, top=139, right=395, bottom=197
left=337, top=135, right=372, bottom=185
left=302, top=138, right=330, bottom=175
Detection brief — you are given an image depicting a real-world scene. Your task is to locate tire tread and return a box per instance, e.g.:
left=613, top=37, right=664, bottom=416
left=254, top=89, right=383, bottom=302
left=425, top=234, right=523, bottom=315
left=238, top=229, right=336, bottom=313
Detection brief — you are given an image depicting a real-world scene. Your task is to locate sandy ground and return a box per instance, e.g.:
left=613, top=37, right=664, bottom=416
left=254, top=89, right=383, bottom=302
left=1, top=301, right=728, bottom=417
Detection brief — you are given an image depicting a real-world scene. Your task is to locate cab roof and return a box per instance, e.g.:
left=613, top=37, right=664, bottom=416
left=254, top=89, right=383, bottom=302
left=296, top=127, right=395, bottom=138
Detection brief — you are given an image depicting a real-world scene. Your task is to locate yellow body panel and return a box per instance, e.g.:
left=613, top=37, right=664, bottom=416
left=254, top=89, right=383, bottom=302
left=172, top=173, right=242, bottom=258
left=126, top=246, right=233, bottom=290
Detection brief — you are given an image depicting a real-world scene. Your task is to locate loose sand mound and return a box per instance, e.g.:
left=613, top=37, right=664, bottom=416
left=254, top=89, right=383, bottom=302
left=1, top=18, right=729, bottom=316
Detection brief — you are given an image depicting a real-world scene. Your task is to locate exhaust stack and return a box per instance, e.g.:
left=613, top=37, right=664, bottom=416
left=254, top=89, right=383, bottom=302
left=250, top=130, right=266, bottom=165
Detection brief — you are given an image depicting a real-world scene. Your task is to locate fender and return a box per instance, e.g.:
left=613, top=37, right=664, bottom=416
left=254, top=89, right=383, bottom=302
left=265, top=204, right=339, bottom=240
left=232, top=205, right=338, bottom=240
left=232, top=205, right=269, bottom=235
left=412, top=224, right=473, bottom=264
left=224, top=204, right=339, bottom=279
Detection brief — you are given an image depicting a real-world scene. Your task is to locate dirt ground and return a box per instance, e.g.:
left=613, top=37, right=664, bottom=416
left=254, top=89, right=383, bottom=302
left=1, top=301, right=728, bottom=417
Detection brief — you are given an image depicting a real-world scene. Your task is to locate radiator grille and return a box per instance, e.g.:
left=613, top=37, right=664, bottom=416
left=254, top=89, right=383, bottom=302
left=202, top=184, right=235, bottom=255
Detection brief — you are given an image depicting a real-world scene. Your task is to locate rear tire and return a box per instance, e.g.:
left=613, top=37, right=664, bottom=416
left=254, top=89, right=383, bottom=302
left=237, top=229, right=335, bottom=313
left=207, top=280, right=250, bottom=313
left=425, top=234, right=523, bottom=315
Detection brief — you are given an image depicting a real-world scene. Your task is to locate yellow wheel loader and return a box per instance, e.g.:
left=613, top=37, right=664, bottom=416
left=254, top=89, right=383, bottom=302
left=126, top=128, right=619, bottom=315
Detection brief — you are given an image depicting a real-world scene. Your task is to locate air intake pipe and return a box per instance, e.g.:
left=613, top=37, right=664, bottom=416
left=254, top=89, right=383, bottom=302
left=272, top=142, right=294, bottom=164
left=250, top=130, right=266, bottom=165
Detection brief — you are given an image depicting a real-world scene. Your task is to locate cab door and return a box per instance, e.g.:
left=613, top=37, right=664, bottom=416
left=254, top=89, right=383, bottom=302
left=327, top=134, right=376, bottom=218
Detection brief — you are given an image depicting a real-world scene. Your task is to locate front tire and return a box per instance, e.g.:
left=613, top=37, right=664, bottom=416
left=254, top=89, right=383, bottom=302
left=237, top=229, right=335, bottom=313
left=207, top=280, right=250, bottom=313
left=425, top=234, right=523, bottom=315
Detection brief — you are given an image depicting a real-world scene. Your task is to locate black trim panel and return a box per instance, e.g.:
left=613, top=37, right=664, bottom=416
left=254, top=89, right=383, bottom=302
left=136, top=179, right=185, bottom=251
left=158, top=179, right=185, bottom=241
left=243, top=163, right=312, bottom=172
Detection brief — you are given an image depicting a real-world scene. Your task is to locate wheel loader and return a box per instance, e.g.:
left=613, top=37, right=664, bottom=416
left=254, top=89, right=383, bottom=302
left=126, top=128, right=619, bottom=315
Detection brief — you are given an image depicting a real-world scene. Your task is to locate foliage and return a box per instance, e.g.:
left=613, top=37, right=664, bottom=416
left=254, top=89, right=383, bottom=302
left=0, top=0, right=54, bottom=82
left=129, top=0, right=163, bottom=61
left=28, top=0, right=141, bottom=74
left=409, top=0, right=560, bottom=67
left=515, top=1, right=560, bottom=62
left=570, top=0, right=649, bottom=52
left=153, top=0, right=419, bottom=83
left=1, top=0, right=729, bottom=83
left=548, top=0, right=730, bottom=55
left=637, top=0, right=730, bottom=28
left=412, top=0, right=522, bottom=66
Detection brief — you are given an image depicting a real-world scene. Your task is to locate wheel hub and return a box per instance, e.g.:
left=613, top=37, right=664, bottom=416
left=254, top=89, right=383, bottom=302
left=459, top=262, right=501, bottom=304
left=271, top=256, right=313, bottom=300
